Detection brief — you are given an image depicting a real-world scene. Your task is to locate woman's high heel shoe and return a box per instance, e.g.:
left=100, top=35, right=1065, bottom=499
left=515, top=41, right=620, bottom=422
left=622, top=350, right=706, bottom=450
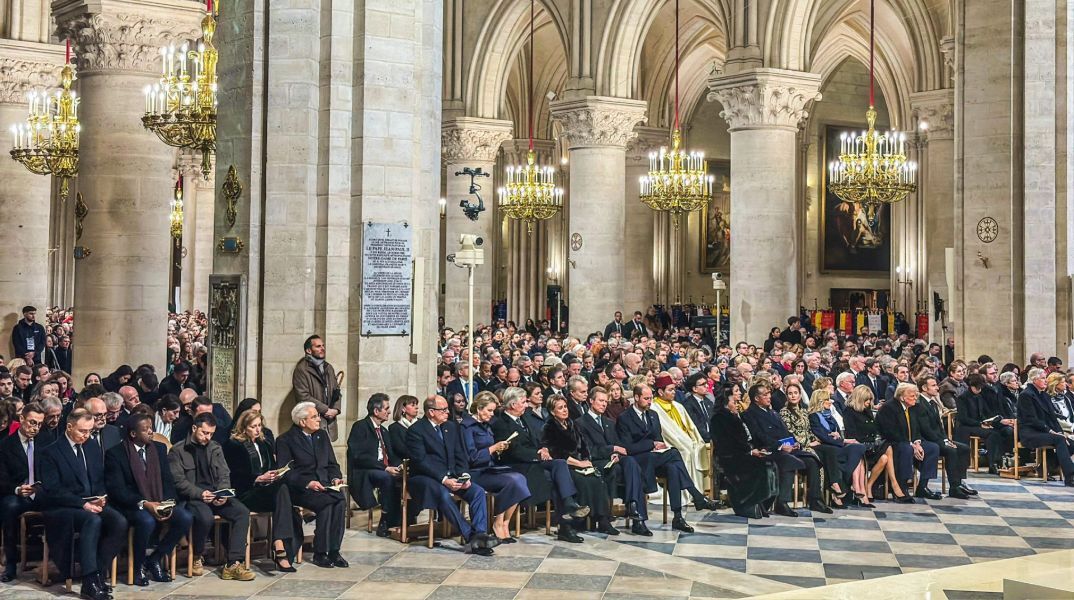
left=275, top=549, right=297, bottom=573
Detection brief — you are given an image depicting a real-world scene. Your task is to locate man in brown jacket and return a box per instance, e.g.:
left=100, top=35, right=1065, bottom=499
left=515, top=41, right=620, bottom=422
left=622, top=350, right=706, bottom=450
left=292, top=335, right=341, bottom=440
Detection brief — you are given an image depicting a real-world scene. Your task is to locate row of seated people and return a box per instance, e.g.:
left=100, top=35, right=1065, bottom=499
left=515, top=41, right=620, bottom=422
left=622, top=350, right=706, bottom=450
left=347, top=384, right=720, bottom=552
left=0, top=400, right=350, bottom=600
left=953, top=368, right=1074, bottom=484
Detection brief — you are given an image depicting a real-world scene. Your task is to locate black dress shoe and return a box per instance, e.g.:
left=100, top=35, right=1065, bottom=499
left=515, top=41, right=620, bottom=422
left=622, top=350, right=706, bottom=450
left=597, top=519, right=620, bottom=536
left=948, top=488, right=970, bottom=500
left=144, top=558, right=171, bottom=582
left=808, top=500, right=833, bottom=514
left=311, top=553, right=335, bottom=568
left=497, top=536, right=517, bottom=544
left=914, top=487, right=942, bottom=500
left=958, top=484, right=979, bottom=496
left=376, top=521, right=390, bottom=538
left=693, top=496, right=719, bottom=511
left=892, top=494, right=916, bottom=504
left=80, top=576, right=108, bottom=600
left=96, top=572, right=113, bottom=593
left=625, top=501, right=641, bottom=520
left=328, top=552, right=349, bottom=568
left=671, top=516, right=694, bottom=533
left=557, top=526, right=584, bottom=543
left=1065, top=475, right=1074, bottom=487
left=131, top=567, right=149, bottom=587
left=0, top=569, right=15, bottom=583
left=772, top=502, right=798, bottom=518
left=630, top=520, right=653, bottom=536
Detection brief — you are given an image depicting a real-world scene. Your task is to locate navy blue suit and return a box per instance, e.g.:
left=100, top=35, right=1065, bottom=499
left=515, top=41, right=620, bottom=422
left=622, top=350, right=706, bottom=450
left=38, top=436, right=127, bottom=579
left=406, top=417, right=488, bottom=541
left=460, top=416, right=530, bottom=514
left=577, top=412, right=647, bottom=520
left=0, top=433, right=39, bottom=574
left=614, top=407, right=701, bottom=512
left=681, top=394, right=714, bottom=443
left=104, top=441, right=193, bottom=569
left=742, top=404, right=816, bottom=504
left=876, top=399, right=940, bottom=486
left=1017, top=388, right=1074, bottom=477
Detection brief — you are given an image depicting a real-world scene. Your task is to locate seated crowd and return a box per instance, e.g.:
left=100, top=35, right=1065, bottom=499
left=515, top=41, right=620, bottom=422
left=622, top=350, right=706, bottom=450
left=2, top=306, right=1074, bottom=599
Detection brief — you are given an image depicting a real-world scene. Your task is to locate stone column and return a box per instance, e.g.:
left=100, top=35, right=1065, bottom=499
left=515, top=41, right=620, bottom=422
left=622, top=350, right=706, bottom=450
left=441, top=117, right=511, bottom=329
left=55, top=0, right=201, bottom=378
left=624, top=126, right=664, bottom=312
left=708, top=69, right=821, bottom=344
left=911, top=90, right=955, bottom=343
left=0, top=40, right=63, bottom=353
left=502, top=139, right=554, bottom=324
left=550, top=96, right=646, bottom=338
left=177, top=150, right=213, bottom=313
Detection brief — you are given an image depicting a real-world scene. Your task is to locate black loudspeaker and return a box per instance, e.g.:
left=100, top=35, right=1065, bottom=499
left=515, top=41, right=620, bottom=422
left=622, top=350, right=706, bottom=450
left=933, top=292, right=945, bottom=321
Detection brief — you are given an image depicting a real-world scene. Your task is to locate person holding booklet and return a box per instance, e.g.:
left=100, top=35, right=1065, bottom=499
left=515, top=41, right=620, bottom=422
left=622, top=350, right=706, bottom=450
left=104, top=413, right=193, bottom=586
left=223, top=409, right=303, bottom=572
left=276, top=402, right=349, bottom=569
left=37, top=408, right=128, bottom=600
left=168, top=413, right=255, bottom=581
left=460, top=392, right=531, bottom=544
left=542, top=393, right=613, bottom=541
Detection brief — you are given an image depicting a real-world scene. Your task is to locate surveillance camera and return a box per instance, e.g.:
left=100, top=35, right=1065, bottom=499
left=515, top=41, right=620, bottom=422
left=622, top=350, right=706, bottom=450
left=460, top=234, right=483, bottom=249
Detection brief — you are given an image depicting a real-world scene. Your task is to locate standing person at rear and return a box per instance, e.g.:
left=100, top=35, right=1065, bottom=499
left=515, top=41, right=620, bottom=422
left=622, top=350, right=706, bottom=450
left=292, top=335, right=341, bottom=441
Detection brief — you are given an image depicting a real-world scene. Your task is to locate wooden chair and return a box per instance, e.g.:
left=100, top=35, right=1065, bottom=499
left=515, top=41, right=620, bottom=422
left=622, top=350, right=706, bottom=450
left=1013, top=419, right=1053, bottom=481
left=152, top=433, right=173, bottom=450
left=114, top=527, right=179, bottom=586
left=656, top=476, right=670, bottom=524
left=487, top=492, right=522, bottom=538
left=397, top=460, right=435, bottom=546
left=523, top=500, right=553, bottom=535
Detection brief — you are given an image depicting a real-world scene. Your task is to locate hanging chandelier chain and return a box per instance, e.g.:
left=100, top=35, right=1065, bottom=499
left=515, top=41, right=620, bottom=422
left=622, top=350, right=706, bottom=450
left=528, top=0, right=534, bottom=151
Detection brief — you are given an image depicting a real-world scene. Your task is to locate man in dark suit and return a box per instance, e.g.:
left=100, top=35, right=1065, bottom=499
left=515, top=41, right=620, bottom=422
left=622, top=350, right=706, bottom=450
left=885, top=364, right=913, bottom=403
left=833, top=372, right=856, bottom=411
left=445, top=362, right=478, bottom=403
left=0, top=403, right=45, bottom=582
left=84, top=397, right=123, bottom=462
left=37, top=396, right=64, bottom=447
left=802, top=353, right=826, bottom=397
left=171, top=395, right=230, bottom=446
left=615, top=384, right=718, bottom=532
left=681, top=372, right=715, bottom=443
left=1017, top=368, right=1074, bottom=486
left=104, top=413, right=193, bottom=585
left=604, top=311, right=625, bottom=339
left=278, top=401, right=349, bottom=568
left=38, top=409, right=128, bottom=600
left=916, top=377, right=974, bottom=499
left=406, top=395, right=496, bottom=554
left=347, top=393, right=402, bottom=537
left=542, top=367, right=568, bottom=405
left=741, top=384, right=830, bottom=516
left=491, top=387, right=589, bottom=542
left=622, top=311, right=646, bottom=340
left=158, top=361, right=198, bottom=397
left=855, top=358, right=885, bottom=401
left=577, top=386, right=650, bottom=536
left=878, top=382, right=942, bottom=499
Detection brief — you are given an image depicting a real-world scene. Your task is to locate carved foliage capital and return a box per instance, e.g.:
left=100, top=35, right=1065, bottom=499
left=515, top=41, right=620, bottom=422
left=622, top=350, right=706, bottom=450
left=708, top=70, right=822, bottom=131
left=57, top=12, right=200, bottom=74
left=550, top=97, right=647, bottom=149
left=0, top=57, right=64, bottom=104
left=911, top=90, right=954, bottom=140
left=441, top=119, right=512, bottom=163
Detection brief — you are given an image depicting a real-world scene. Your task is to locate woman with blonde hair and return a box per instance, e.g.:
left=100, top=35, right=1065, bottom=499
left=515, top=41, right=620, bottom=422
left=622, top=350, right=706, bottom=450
left=808, top=389, right=869, bottom=506
left=461, top=392, right=530, bottom=543
left=842, top=386, right=912, bottom=504
left=222, top=410, right=302, bottom=571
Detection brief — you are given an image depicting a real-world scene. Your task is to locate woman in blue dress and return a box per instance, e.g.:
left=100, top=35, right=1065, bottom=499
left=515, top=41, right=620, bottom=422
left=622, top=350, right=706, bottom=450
left=461, top=391, right=531, bottom=543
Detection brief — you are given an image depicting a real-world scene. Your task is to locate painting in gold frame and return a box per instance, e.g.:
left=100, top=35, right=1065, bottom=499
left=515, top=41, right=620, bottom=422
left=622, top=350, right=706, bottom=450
left=700, top=159, right=730, bottom=274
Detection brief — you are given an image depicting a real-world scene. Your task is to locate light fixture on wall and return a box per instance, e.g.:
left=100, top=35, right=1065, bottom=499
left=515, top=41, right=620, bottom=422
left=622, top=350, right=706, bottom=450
left=143, top=0, right=219, bottom=180
left=9, top=39, right=80, bottom=200
left=828, top=0, right=916, bottom=206
left=639, top=0, right=713, bottom=228
left=498, top=0, right=563, bottom=233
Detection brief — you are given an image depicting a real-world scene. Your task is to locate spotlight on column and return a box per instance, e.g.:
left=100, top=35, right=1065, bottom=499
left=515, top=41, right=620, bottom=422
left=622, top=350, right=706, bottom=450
left=455, top=234, right=484, bottom=267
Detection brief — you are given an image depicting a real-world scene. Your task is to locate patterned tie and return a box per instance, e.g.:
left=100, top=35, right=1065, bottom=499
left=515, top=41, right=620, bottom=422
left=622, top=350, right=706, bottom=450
left=139, top=447, right=147, bottom=465
left=374, top=426, right=389, bottom=467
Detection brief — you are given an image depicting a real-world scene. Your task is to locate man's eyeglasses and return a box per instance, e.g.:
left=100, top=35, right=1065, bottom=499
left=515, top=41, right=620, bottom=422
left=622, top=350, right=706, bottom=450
left=430, top=406, right=450, bottom=413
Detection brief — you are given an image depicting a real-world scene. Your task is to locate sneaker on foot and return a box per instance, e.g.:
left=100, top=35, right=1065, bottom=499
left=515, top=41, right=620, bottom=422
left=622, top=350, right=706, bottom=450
left=221, top=562, right=255, bottom=581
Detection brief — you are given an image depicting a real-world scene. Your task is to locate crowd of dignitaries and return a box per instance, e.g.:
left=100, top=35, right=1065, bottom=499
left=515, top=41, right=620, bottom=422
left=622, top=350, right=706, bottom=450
left=0, top=332, right=352, bottom=600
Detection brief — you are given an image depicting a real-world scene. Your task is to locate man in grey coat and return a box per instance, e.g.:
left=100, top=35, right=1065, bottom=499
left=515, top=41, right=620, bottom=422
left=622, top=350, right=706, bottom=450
left=292, top=335, right=341, bottom=440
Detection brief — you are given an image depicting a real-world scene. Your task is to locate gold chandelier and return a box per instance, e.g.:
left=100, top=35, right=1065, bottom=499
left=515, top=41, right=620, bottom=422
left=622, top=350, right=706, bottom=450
left=498, top=0, right=562, bottom=233
left=170, top=174, right=184, bottom=239
left=639, top=0, right=712, bottom=227
left=143, top=0, right=218, bottom=180
left=828, top=0, right=916, bottom=205
left=9, top=40, right=80, bottom=200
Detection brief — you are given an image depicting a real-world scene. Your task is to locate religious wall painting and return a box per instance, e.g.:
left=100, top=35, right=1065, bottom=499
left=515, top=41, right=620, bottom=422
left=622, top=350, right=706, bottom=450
left=820, top=124, right=891, bottom=273
left=700, top=159, right=731, bottom=274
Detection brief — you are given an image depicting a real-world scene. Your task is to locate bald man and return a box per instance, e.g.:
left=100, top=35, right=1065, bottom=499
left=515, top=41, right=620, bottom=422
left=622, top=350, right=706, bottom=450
left=116, top=385, right=140, bottom=430
left=84, top=397, right=123, bottom=461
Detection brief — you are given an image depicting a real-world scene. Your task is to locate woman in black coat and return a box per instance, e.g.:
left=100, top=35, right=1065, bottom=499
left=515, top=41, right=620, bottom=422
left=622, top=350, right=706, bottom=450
left=222, top=410, right=301, bottom=572
left=710, top=392, right=777, bottom=518
left=841, top=387, right=910, bottom=503
left=388, top=395, right=420, bottom=459
left=102, top=364, right=134, bottom=392
left=541, top=395, right=612, bottom=540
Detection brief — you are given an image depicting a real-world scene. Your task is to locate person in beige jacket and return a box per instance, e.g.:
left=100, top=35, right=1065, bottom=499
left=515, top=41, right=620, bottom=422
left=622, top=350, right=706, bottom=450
left=292, top=335, right=341, bottom=441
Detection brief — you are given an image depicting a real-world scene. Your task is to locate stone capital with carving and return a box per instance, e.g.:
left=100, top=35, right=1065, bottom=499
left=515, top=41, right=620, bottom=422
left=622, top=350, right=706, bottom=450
left=441, top=117, right=513, bottom=164
left=549, top=96, right=648, bottom=150
left=707, top=68, right=822, bottom=132
left=626, top=126, right=675, bottom=165
left=0, top=40, right=66, bottom=105
left=910, top=89, right=954, bottom=141
left=53, top=0, right=203, bottom=74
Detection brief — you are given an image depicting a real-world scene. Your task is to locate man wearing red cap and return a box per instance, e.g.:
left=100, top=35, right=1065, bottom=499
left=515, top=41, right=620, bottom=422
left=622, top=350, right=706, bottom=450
left=615, top=383, right=719, bottom=533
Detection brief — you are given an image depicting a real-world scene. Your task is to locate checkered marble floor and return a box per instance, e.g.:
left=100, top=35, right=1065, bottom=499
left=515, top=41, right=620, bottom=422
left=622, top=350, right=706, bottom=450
left=0, top=473, right=1070, bottom=599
